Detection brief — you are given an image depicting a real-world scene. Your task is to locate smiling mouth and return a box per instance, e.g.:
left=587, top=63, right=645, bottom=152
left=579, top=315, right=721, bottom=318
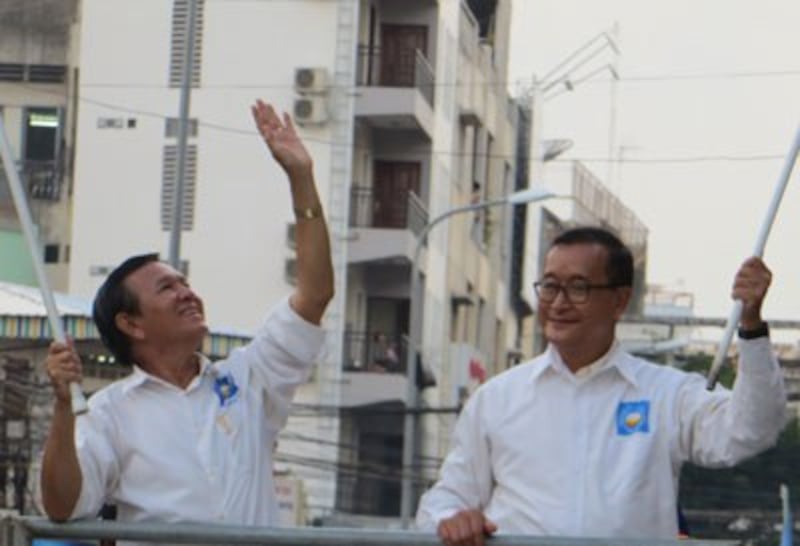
left=179, top=306, right=203, bottom=317
left=549, top=318, right=578, bottom=326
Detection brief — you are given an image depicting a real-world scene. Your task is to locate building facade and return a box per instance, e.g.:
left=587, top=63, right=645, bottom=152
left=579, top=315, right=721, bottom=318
left=0, top=0, right=80, bottom=291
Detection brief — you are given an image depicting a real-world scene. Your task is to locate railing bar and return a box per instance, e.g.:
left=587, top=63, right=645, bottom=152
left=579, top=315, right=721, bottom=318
left=20, top=518, right=740, bottom=546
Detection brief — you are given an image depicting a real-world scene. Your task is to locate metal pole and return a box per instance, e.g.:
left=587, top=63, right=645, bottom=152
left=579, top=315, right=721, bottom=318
left=399, top=197, right=519, bottom=527
left=0, top=116, right=88, bottom=414
left=706, top=123, right=800, bottom=389
left=399, top=190, right=558, bottom=525
left=781, top=484, right=793, bottom=546
left=168, top=0, right=199, bottom=269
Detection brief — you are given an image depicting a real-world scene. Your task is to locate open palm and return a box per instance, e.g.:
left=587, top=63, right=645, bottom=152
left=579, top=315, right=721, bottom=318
left=251, top=99, right=312, bottom=176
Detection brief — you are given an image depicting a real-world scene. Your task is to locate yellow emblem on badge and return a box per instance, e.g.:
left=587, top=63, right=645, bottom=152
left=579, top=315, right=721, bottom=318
left=625, top=412, right=642, bottom=428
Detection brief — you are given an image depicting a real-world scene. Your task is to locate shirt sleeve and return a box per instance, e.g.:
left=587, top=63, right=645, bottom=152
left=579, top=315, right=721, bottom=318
left=676, top=336, right=786, bottom=467
left=416, top=390, right=494, bottom=530
left=238, top=296, right=325, bottom=431
left=70, top=397, right=121, bottom=520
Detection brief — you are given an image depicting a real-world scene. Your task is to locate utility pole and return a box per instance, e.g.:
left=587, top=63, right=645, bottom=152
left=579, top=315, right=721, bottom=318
left=169, top=0, right=199, bottom=270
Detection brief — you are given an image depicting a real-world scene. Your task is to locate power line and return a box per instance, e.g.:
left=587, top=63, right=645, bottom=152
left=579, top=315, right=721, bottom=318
left=16, top=83, right=791, bottom=167
left=74, top=68, right=800, bottom=91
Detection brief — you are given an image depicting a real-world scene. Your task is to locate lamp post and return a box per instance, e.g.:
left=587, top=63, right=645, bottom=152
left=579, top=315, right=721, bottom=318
left=399, top=186, right=558, bottom=527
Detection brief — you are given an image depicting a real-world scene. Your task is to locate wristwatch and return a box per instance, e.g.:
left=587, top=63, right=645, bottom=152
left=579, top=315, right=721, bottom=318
left=737, top=322, right=770, bottom=339
left=294, top=204, right=323, bottom=220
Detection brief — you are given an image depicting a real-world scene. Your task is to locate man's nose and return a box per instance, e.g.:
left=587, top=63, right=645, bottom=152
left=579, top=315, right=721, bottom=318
left=551, top=287, right=571, bottom=306
left=178, top=285, right=197, bottom=300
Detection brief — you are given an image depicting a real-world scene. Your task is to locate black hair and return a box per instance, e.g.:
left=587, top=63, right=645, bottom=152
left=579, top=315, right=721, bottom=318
left=551, top=226, right=634, bottom=287
left=92, top=253, right=160, bottom=364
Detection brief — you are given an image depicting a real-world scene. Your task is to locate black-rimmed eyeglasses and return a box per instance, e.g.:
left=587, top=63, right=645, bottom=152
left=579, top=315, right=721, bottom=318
left=533, top=278, right=621, bottom=304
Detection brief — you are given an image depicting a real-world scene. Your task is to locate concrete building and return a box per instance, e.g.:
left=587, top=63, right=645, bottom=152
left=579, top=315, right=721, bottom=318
left=0, top=0, right=80, bottom=291
left=61, top=0, right=526, bottom=522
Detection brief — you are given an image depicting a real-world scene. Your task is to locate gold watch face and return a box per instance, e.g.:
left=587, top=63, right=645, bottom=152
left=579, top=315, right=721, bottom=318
left=296, top=206, right=321, bottom=219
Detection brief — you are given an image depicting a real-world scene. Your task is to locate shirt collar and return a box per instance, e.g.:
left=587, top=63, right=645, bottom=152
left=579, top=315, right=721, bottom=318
left=530, top=341, right=639, bottom=388
left=121, top=353, right=214, bottom=395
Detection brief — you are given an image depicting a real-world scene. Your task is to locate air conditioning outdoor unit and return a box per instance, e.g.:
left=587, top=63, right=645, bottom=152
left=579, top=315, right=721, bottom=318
left=293, top=97, right=328, bottom=125
left=294, top=67, right=329, bottom=94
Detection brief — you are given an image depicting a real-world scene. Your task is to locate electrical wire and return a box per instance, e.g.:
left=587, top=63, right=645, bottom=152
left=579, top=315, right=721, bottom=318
left=14, top=83, right=791, bottom=167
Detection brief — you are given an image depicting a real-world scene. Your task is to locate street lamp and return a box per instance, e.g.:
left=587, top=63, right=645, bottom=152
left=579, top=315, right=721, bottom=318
left=399, top=186, right=559, bottom=526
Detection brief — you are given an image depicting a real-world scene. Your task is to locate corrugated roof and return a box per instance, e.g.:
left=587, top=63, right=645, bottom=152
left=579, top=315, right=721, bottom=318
left=0, top=281, right=252, bottom=357
left=0, top=281, right=92, bottom=317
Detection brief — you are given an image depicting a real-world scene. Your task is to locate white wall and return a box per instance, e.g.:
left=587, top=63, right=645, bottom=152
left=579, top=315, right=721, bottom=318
left=70, top=0, right=338, bottom=333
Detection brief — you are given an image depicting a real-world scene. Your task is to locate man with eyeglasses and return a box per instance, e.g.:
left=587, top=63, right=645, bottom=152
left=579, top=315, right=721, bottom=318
left=417, top=226, right=786, bottom=542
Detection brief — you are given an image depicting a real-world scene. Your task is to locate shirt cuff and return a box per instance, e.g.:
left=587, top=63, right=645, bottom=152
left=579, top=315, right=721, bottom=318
left=736, top=336, right=777, bottom=375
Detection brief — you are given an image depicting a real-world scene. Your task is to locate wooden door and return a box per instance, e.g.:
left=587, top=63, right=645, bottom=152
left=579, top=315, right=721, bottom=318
left=380, top=24, right=427, bottom=87
left=372, top=161, right=421, bottom=228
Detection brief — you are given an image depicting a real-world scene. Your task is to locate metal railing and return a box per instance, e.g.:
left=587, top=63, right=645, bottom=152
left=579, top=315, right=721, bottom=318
left=349, top=185, right=429, bottom=237
left=22, top=160, right=62, bottom=201
left=1, top=516, right=742, bottom=546
left=343, top=330, right=408, bottom=374
left=355, top=45, right=435, bottom=107
left=0, top=160, right=62, bottom=208
left=413, top=50, right=435, bottom=107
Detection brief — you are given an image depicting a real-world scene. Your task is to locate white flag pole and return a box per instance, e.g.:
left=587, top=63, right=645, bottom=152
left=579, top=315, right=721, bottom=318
left=706, top=124, right=800, bottom=390
left=0, top=115, right=88, bottom=414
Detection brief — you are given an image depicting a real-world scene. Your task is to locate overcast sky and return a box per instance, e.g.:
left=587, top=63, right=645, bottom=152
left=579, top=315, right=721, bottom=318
left=508, top=0, right=800, bottom=330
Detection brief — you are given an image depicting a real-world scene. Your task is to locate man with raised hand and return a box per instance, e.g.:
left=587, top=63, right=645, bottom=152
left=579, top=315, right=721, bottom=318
left=417, top=226, right=785, bottom=541
left=40, top=100, right=333, bottom=531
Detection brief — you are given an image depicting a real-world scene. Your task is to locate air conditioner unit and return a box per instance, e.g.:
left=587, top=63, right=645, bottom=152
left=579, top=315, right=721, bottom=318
left=293, top=97, right=328, bottom=125
left=294, top=67, right=329, bottom=94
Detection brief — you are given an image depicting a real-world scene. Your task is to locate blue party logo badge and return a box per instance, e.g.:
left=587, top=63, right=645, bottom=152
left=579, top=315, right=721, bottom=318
left=616, top=400, right=650, bottom=436
left=213, top=373, right=239, bottom=408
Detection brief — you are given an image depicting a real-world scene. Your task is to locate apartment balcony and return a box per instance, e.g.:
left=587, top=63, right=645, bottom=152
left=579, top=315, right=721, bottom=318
left=347, top=185, right=429, bottom=264
left=355, top=45, right=435, bottom=138
left=22, top=160, right=62, bottom=201
left=340, top=330, right=409, bottom=407
left=0, top=160, right=62, bottom=207
left=343, top=330, right=408, bottom=374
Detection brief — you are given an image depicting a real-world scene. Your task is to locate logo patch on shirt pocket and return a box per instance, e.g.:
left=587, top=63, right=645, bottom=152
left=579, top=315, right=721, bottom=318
left=616, top=400, right=650, bottom=435
left=214, top=373, right=240, bottom=408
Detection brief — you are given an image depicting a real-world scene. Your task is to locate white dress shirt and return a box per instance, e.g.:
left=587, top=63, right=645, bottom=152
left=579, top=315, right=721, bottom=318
left=69, top=297, right=324, bottom=539
left=416, top=338, right=786, bottom=538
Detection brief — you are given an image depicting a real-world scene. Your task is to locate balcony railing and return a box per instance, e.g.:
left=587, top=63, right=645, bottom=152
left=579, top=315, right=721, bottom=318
left=350, top=185, right=429, bottom=237
left=0, top=160, right=63, bottom=206
left=22, top=160, right=62, bottom=201
left=356, top=45, right=435, bottom=107
left=343, top=330, right=408, bottom=374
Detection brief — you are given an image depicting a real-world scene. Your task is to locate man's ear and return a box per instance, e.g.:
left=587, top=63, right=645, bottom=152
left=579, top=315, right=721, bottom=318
left=613, top=286, right=633, bottom=320
left=115, top=312, right=145, bottom=340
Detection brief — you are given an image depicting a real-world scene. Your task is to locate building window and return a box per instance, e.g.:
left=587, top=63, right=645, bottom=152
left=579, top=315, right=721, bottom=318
left=24, top=108, right=59, bottom=162
left=24, top=107, right=62, bottom=201
left=43, top=244, right=60, bottom=264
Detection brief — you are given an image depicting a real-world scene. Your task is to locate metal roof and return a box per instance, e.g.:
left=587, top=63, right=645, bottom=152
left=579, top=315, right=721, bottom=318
left=0, top=281, right=251, bottom=357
